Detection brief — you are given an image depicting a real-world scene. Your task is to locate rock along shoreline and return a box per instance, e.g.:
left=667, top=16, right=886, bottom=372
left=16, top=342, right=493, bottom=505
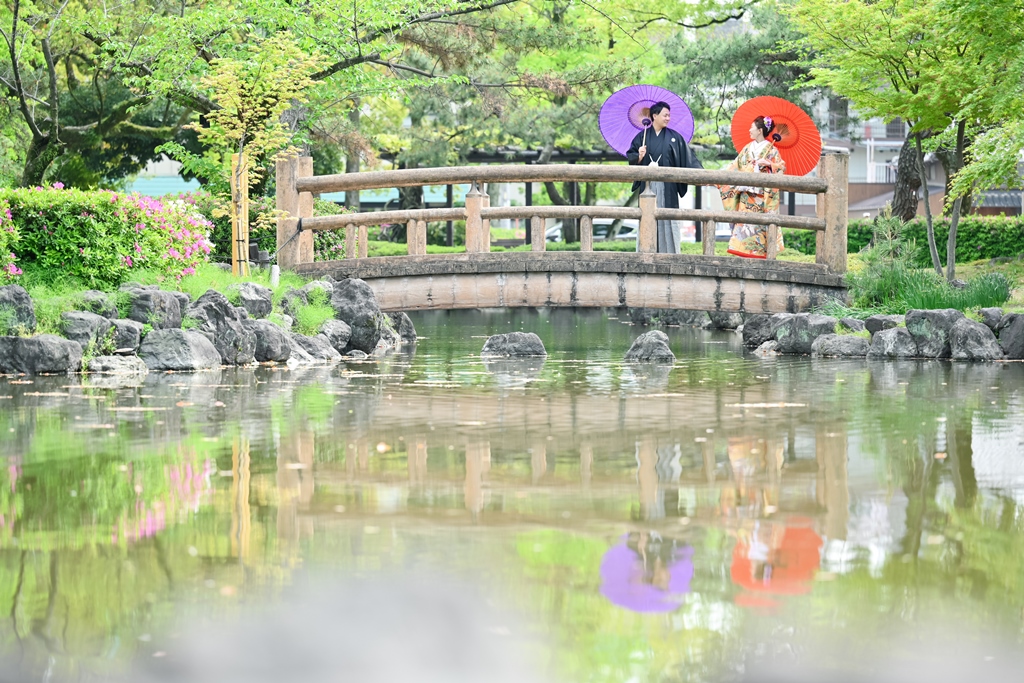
left=0, top=277, right=417, bottom=377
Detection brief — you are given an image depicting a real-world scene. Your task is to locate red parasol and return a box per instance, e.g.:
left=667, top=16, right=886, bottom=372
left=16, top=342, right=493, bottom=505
left=730, top=96, right=822, bottom=176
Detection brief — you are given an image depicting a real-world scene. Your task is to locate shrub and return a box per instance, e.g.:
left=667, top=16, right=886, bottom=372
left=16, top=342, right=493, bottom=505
left=0, top=198, right=20, bottom=281
left=846, top=210, right=1011, bottom=312
left=292, top=287, right=335, bottom=335
left=181, top=191, right=276, bottom=263
left=789, top=215, right=1024, bottom=264
left=313, top=199, right=352, bottom=261
left=2, top=186, right=213, bottom=288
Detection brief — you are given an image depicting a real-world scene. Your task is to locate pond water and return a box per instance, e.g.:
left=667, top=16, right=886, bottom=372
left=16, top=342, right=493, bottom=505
left=1, top=309, right=1023, bottom=682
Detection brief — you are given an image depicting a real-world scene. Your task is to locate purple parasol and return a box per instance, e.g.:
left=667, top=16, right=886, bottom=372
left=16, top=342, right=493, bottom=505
left=599, top=85, right=695, bottom=157
left=599, top=536, right=695, bottom=613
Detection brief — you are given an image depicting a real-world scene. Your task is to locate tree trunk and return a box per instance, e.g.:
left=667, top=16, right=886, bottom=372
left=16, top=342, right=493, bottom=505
left=946, top=120, right=968, bottom=281
left=892, top=132, right=922, bottom=221
left=914, top=134, right=943, bottom=276
left=21, top=135, right=63, bottom=187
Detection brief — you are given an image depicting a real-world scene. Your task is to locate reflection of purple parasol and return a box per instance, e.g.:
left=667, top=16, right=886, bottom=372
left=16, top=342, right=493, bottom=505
left=599, top=535, right=695, bottom=613
left=599, top=85, right=695, bottom=157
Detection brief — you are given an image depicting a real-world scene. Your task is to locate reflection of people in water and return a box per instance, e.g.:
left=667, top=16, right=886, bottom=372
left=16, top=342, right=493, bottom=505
left=731, top=520, right=822, bottom=605
left=600, top=531, right=694, bottom=613
left=721, top=436, right=784, bottom=516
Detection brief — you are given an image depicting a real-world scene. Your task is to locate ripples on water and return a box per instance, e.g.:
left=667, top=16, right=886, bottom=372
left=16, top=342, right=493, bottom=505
left=0, top=309, right=1023, bottom=682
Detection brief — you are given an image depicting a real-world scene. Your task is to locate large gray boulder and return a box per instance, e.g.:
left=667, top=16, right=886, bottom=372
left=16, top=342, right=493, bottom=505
left=319, top=319, right=353, bottom=355
left=0, top=335, right=82, bottom=374
left=138, top=329, right=222, bottom=371
left=387, top=312, right=417, bottom=344
left=231, top=282, right=274, bottom=319
left=662, top=310, right=710, bottom=327
left=998, top=314, right=1024, bottom=359
left=839, top=317, right=867, bottom=333
left=742, top=314, right=775, bottom=347
left=867, top=327, right=918, bottom=359
left=170, top=291, right=191, bottom=315
left=978, top=307, right=1004, bottom=333
left=949, top=318, right=1004, bottom=361
left=773, top=313, right=837, bottom=354
left=78, top=290, right=118, bottom=319
left=87, top=355, right=149, bottom=375
left=624, top=330, right=676, bottom=363
left=286, top=335, right=317, bottom=366
left=186, top=289, right=256, bottom=365
left=111, top=318, right=144, bottom=354
left=127, top=289, right=182, bottom=329
left=811, top=334, right=870, bottom=357
left=0, top=284, right=35, bottom=334
left=481, top=332, right=547, bottom=357
left=330, top=278, right=384, bottom=353
left=61, top=311, right=114, bottom=351
left=753, top=340, right=780, bottom=357
left=905, top=309, right=966, bottom=358
left=243, top=319, right=291, bottom=363
left=864, top=314, right=904, bottom=335
left=705, top=311, right=744, bottom=330
left=291, top=333, right=343, bottom=363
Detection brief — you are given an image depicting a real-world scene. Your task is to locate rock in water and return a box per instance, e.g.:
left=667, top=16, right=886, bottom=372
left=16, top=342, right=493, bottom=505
left=330, top=278, right=384, bottom=353
left=949, top=318, right=1003, bottom=361
left=0, top=335, right=82, bottom=374
left=624, top=330, right=675, bottom=363
left=138, top=329, right=222, bottom=371
left=480, top=332, right=547, bottom=357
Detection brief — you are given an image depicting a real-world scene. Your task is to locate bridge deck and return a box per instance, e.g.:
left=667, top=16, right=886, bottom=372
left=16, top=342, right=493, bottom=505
left=296, top=252, right=847, bottom=313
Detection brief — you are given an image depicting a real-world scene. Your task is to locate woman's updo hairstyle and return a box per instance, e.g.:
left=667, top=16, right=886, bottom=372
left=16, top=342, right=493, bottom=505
left=755, top=115, right=785, bottom=143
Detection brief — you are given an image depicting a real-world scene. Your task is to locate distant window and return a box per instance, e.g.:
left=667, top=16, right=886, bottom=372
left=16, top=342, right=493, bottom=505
left=886, top=118, right=905, bottom=138
left=828, top=98, right=849, bottom=137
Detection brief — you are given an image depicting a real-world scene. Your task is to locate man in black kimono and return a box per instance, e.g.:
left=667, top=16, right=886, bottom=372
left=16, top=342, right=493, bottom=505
left=626, top=101, right=703, bottom=253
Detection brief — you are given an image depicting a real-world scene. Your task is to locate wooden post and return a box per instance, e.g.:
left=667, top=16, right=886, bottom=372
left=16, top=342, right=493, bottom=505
left=481, top=185, right=491, bottom=252
left=580, top=215, right=593, bottom=252
left=530, top=215, right=545, bottom=252
left=766, top=224, right=780, bottom=260
left=638, top=183, right=657, bottom=253
left=230, top=152, right=250, bottom=277
left=702, top=219, right=716, bottom=256
left=465, top=182, right=484, bottom=253
left=345, top=223, right=356, bottom=259
left=296, top=156, right=314, bottom=265
left=816, top=153, right=849, bottom=274
left=408, top=220, right=427, bottom=255
left=276, top=156, right=300, bottom=269
left=358, top=226, right=369, bottom=258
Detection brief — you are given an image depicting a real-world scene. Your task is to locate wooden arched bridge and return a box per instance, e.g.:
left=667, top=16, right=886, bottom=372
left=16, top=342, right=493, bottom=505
left=275, top=157, right=849, bottom=313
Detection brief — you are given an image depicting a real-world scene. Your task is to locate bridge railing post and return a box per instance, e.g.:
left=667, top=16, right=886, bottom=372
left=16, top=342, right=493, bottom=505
left=580, top=215, right=593, bottom=252
left=702, top=219, right=715, bottom=256
left=816, top=153, right=849, bottom=274
left=407, top=220, right=427, bottom=256
left=358, top=226, right=369, bottom=258
left=638, top=183, right=657, bottom=253
left=465, top=182, right=484, bottom=253
left=345, top=223, right=356, bottom=259
left=481, top=185, right=491, bottom=253
left=296, top=156, right=314, bottom=265
left=531, top=215, right=545, bottom=252
left=276, top=155, right=299, bottom=269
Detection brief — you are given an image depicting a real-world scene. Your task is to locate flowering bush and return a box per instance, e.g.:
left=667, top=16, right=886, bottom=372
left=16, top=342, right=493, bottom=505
left=180, top=190, right=277, bottom=263
left=0, top=198, right=20, bottom=282
left=1, top=186, right=213, bottom=288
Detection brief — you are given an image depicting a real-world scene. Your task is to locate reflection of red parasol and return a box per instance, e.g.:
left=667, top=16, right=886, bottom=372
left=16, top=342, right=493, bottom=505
left=730, top=524, right=822, bottom=602
left=730, top=96, right=822, bottom=176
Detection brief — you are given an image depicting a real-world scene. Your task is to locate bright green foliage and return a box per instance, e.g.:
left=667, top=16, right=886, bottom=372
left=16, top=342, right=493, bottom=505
left=788, top=216, right=1024, bottom=266
left=663, top=1, right=829, bottom=151
left=292, top=287, right=335, bottom=336
left=2, top=187, right=213, bottom=288
left=846, top=210, right=1011, bottom=312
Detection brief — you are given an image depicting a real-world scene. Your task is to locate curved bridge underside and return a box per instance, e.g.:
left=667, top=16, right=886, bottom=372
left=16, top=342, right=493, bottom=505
left=295, top=252, right=847, bottom=313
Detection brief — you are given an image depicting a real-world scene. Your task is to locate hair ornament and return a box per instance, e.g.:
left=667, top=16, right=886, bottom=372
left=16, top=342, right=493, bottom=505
left=763, top=116, right=774, bottom=130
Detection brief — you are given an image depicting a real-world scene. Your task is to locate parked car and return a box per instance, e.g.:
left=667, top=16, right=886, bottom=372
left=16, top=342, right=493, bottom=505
left=545, top=218, right=639, bottom=243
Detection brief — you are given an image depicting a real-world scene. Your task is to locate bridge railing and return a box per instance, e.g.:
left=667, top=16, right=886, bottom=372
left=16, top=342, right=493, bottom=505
left=276, top=155, right=848, bottom=273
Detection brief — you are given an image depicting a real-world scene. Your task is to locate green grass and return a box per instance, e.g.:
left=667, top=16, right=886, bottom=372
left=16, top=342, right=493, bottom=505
left=291, top=287, right=334, bottom=336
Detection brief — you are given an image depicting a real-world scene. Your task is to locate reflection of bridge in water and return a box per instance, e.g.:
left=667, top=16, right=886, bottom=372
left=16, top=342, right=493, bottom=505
left=275, top=158, right=850, bottom=313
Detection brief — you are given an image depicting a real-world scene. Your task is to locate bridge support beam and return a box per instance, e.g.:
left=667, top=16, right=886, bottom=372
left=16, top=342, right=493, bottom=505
left=638, top=183, right=657, bottom=253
